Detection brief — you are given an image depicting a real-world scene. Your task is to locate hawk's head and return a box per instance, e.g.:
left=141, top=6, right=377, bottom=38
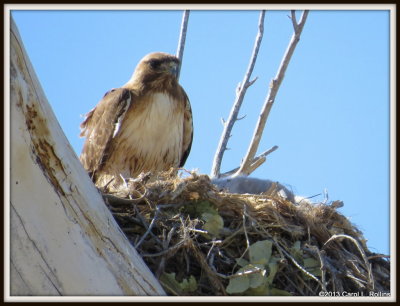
left=127, top=52, right=181, bottom=89
left=141, top=52, right=180, bottom=77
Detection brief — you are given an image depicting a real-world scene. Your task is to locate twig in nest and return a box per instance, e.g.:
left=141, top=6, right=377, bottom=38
left=142, top=216, right=195, bottom=258
left=186, top=239, right=227, bottom=295
left=102, top=177, right=114, bottom=190
left=323, top=234, right=375, bottom=290
left=157, top=203, right=186, bottom=210
left=229, top=266, right=266, bottom=279
left=112, top=213, right=141, bottom=224
left=276, top=241, right=324, bottom=287
left=310, top=245, right=327, bottom=292
left=141, top=240, right=187, bottom=258
left=171, top=181, right=188, bottom=200
left=119, top=173, right=129, bottom=190
left=159, top=279, right=181, bottom=296
left=206, top=239, right=222, bottom=260
left=367, top=254, right=390, bottom=260
left=282, top=273, right=303, bottom=295
left=243, top=204, right=251, bottom=249
left=134, top=205, right=163, bottom=247
left=229, top=206, right=252, bottom=274
left=102, top=192, right=146, bottom=206
left=135, top=207, right=160, bottom=249
left=346, top=271, right=368, bottom=288
left=188, top=228, right=209, bottom=235
left=296, top=273, right=318, bottom=295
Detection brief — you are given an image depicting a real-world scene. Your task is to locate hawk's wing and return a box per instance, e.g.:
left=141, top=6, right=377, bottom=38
left=79, top=88, right=132, bottom=178
left=179, top=89, right=193, bottom=167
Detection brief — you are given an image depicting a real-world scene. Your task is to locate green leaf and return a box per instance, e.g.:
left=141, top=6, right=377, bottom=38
left=245, top=284, right=270, bottom=295
left=290, top=241, right=303, bottom=262
left=226, top=264, right=266, bottom=294
left=248, top=264, right=267, bottom=288
left=196, top=201, right=218, bottom=214
left=160, top=272, right=181, bottom=295
left=266, top=260, right=279, bottom=284
left=235, top=257, right=249, bottom=267
left=160, top=273, right=197, bottom=295
left=292, top=240, right=301, bottom=250
left=303, top=258, right=322, bottom=277
left=246, top=286, right=292, bottom=296
left=180, top=275, right=197, bottom=292
left=183, top=200, right=218, bottom=218
left=249, top=240, right=273, bottom=265
left=226, top=274, right=250, bottom=294
left=303, top=257, right=319, bottom=268
left=270, top=287, right=292, bottom=296
left=202, top=212, right=224, bottom=237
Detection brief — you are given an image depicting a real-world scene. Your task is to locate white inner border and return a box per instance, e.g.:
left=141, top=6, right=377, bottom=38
left=3, top=3, right=396, bottom=303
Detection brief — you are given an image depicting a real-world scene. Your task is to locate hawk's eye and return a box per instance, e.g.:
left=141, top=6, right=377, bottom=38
left=149, top=59, right=161, bottom=70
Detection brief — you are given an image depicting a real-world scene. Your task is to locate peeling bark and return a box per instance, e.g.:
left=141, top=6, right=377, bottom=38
left=9, top=16, right=165, bottom=296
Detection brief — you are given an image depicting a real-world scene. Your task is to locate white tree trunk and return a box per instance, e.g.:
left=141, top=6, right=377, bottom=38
left=8, top=16, right=165, bottom=296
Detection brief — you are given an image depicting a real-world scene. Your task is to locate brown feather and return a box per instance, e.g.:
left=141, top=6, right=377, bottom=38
left=79, top=88, right=132, bottom=179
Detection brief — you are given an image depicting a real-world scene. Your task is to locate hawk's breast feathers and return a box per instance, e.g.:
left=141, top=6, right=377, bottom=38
left=79, top=52, right=193, bottom=189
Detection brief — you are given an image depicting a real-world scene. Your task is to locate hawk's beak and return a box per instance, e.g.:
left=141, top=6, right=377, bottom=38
left=169, top=63, right=179, bottom=78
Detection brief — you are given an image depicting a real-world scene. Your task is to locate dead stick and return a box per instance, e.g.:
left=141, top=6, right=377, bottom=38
left=176, top=10, right=190, bottom=81
left=220, top=145, right=278, bottom=177
left=236, top=10, right=309, bottom=176
left=211, top=10, right=266, bottom=178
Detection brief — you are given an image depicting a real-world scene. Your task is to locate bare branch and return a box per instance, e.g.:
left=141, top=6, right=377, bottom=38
left=244, top=145, right=279, bottom=175
left=176, top=10, right=190, bottom=81
left=236, top=114, right=247, bottom=121
left=210, top=10, right=266, bottom=178
left=290, top=10, right=299, bottom=33
left=235, top=10, right=309, bottom=177
left=246, top=76, right=259, bottom=88
left=219, top=145, right=278, bottom=178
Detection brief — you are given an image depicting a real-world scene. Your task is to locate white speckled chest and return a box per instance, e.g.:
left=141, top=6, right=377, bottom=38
left=107, top=92, right=184, bottom=178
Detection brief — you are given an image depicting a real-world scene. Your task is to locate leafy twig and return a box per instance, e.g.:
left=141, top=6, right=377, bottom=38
left=211, top=10, right=266, bottom=178
left=235, top=10, right=309, bottom=176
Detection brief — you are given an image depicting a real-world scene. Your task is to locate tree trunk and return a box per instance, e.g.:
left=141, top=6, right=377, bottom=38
left=9, top=16, right=165, bottom=296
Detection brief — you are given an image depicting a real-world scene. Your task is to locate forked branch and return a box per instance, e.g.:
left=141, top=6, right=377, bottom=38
left=210, top=10, right=266, bottom=178
left=219, top=145, right=278, bottom=178
left=235, top=10, right=309, bottom=177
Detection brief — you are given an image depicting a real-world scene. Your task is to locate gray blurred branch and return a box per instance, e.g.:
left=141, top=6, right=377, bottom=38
left=211, top=10, right=266, bottom=178
left=235, top=10, right=309, bottom=177
left=176, top=10, right=190, bottom=81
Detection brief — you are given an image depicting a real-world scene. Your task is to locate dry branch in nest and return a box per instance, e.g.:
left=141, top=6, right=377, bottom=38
left=100, top=171, right=390, bottom=296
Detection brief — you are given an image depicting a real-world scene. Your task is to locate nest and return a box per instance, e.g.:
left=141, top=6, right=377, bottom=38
left=101, top=171, right=390, bottom=296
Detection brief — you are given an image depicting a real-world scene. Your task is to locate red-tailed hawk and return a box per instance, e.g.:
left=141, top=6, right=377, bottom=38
left=79, top=52, right=193, bottom=190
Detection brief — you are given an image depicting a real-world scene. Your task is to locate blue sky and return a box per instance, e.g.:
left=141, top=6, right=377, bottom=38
left=11, top=8, right=391, bottom=255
